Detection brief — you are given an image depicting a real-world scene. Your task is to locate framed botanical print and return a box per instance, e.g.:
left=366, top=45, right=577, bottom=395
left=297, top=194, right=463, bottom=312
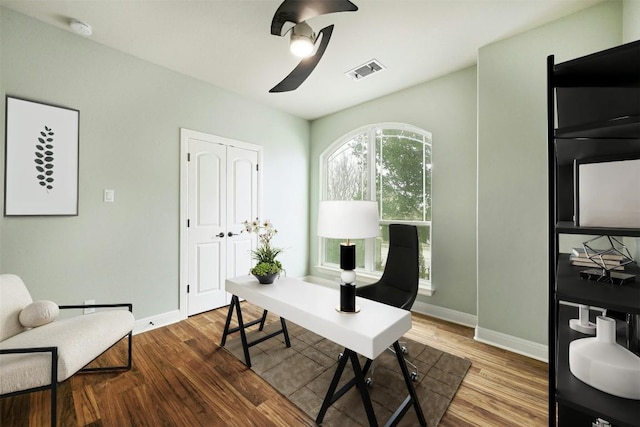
left=4, top=96, right=79, bottom=216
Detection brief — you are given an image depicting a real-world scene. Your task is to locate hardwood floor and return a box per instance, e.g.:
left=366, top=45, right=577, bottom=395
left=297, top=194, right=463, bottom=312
left=0, top=303, right=548, bottom=426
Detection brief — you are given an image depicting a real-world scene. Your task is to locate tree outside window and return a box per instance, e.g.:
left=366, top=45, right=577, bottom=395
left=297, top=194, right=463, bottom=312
left=321, top=124, right=432, bottom=281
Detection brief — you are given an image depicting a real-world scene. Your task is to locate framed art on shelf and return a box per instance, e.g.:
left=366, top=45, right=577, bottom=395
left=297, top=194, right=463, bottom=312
left=574, top=154, right=640, bottom=228
left=4, top=96, right=79, bottom=216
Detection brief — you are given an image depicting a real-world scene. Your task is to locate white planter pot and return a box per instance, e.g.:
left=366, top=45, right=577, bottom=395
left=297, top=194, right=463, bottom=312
left=569, top=316, right=640, bottom=399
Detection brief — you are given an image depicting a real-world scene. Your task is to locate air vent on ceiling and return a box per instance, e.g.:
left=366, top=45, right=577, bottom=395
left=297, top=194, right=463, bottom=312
left=345, top=59, right=386, bottom=81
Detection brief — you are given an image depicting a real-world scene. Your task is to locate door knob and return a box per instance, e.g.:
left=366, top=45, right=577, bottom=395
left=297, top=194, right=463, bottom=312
left=228, top=232, right=239, bottom=237
left=216, top=232, right=225, bottom=238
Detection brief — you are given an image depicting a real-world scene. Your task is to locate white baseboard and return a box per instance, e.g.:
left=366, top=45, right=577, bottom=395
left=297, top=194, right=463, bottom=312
left=411, top=300, right=477, bottom=328
left=475, top=326, right=548, bottom=362
left=403, top=301, right=548, bottom=362
left=133, top=309, right=182, bottom=335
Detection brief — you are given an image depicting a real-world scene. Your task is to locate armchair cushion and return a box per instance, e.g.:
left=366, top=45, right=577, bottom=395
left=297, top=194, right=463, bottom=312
left=19, top=300, right=59, bottom=328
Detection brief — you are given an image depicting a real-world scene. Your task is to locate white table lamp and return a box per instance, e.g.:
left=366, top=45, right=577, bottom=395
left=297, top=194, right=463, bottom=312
left=317, top=200, right=379, bottom=312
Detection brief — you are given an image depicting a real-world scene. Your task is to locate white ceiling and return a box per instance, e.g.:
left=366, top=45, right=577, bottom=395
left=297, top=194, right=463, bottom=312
left=1, top=0, right=603, bottom=120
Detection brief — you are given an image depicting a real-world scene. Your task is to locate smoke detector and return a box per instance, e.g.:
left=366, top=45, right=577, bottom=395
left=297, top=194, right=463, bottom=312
left=345, top=59, right=386, bottom=81
left=69, top=19, right=93, bottom=37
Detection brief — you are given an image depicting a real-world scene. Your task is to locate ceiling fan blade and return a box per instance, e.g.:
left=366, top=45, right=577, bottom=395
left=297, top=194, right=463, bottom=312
left=270, top=25, right=333, bottom=93
left=271, top=0, right=357, bottom=36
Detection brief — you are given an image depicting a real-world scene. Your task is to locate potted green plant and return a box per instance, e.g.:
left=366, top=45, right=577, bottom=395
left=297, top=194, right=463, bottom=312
left=243, top=218, right=283, bottom=284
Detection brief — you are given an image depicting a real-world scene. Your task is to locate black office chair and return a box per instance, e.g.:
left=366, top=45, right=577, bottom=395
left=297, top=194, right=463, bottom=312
left=356, top=224, right=420, bottom=385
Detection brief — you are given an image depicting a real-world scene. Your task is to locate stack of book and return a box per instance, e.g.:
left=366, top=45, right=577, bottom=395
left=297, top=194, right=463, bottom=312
left=570, top=247, right=630, bottom=271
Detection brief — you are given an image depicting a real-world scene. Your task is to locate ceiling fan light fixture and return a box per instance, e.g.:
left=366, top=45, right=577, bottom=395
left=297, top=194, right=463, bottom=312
left=289, top=22, right=315, bottom=57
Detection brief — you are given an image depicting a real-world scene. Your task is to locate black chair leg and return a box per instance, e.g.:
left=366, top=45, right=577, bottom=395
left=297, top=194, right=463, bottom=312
left=51, top=383, right=57, bottom=427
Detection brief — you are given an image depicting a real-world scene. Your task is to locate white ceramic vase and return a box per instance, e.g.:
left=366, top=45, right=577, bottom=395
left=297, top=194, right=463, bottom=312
left=569, top=316, right=640, bottom=400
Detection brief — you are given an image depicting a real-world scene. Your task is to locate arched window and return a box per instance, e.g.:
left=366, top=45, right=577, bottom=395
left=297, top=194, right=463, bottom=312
left=320, top=123, right=432, bottom=286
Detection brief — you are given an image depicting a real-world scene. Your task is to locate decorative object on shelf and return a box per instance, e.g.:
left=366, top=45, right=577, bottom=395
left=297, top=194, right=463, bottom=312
left=569, top=304, right=596, bottom=335
left=577, top=235, right=635, bottom=284
left=317, top=200, right=379, bottom=313
left=4, top=96, right=79, bottom=216
left=570, top=246, right=628, bottom=271
left=243, top=218, right=283, bottom=284
left=569, top=316, right=640, bottom=400
left=575, top=155, right=640, bottom=228
left=592, top=418, right=612, bottom=427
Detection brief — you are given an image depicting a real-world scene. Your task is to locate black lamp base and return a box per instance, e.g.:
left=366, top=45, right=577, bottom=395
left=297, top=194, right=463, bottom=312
left=340, top=282, right=357, bottom=312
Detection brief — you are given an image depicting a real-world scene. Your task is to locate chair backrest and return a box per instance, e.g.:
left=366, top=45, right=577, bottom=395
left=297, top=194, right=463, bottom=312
left=379, top=224, right=420, bottom=309
left=0, top=274, right=33, bottom=341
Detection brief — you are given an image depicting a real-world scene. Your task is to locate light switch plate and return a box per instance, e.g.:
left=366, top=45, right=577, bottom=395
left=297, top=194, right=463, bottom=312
left=104, top=189, right=115, bottom=202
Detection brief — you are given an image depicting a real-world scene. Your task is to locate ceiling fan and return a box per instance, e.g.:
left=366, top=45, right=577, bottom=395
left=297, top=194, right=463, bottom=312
left=269, top=0, right=358, bottom=93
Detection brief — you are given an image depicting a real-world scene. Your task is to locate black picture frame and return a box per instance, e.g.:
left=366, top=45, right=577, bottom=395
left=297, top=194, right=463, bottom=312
left=4, top=96, right=79, bottom=216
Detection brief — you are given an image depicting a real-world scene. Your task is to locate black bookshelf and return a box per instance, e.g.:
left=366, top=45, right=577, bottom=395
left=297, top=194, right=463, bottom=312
left=548, top=40, right=640, bottom=427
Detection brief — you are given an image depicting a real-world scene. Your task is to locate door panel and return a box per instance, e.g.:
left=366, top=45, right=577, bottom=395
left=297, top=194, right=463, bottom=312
left=227, top=239, right=253, bottom=278
left=197, top=153, right=222, bottom=226
left=196, top=243, right=221, bottom=293
left=226, top=146, right=258, bottom=281
left=188, top=139, right=227, bottom=315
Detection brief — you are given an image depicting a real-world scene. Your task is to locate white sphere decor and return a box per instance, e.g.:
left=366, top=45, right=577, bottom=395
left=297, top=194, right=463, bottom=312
left=569, top=316, right=640, bottom=400
left=340, top=269, right=356, bottom=284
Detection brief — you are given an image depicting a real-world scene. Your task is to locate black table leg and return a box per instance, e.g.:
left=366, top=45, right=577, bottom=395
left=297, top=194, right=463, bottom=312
left=281, top=316, right=291, bottom=348
left=387, top=341, right=426, bottom=427
left=316, top=343, right=426, bottom=427
left=234, top=296, right=252, bottom=367
left=220, top=295, right=291, bottom=368
left=316, top=348, right=378, bottom=426
left=258, top=309, right=268, bottom=331
left=220, top=295, right=237, bottom=347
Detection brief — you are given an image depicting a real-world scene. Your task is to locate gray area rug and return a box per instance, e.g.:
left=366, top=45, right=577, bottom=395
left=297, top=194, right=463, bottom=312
left=224, top=321, right=471, bottom=426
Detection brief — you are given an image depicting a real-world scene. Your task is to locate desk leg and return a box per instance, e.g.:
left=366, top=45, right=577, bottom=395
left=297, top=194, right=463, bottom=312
left=220, top=295, right=291, bottom=369
left=258, top=309, right=268, bottom=331
left=316, top=348, right=378, bottom=427
left=220, top=295, right=253, bottom=367
left=388, top=341, right=426, bottom=427
left=234, top=296, right=253, bottom=367
left=280, top=317, right=291, bottom=348
left=220, top=296, right=236, bottom=347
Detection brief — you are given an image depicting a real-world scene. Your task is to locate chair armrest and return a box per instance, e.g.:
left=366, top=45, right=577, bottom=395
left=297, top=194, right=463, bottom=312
left=0, top=346, right=58, bottom=356
left=0, top=347, right=58, bottom=396
left=58, top=303, right=132, bottom=312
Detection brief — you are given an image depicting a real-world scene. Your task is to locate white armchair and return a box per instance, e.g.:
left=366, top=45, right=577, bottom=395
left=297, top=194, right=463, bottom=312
left=0, top=274, right=134, bottom=426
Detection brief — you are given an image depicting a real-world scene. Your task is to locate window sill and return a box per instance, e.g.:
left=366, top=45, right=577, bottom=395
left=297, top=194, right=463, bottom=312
left=314, top=265, right=435, bottom=296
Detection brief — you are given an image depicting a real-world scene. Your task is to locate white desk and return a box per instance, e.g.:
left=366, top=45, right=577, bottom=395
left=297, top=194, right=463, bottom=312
left=221, top=275, right=426, bottom=427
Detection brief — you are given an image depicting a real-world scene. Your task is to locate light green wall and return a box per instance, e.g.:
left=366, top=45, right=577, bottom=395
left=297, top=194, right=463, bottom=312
left=0, top=8, right=310, bottom=319
left=623, top=0, right=640, bottom=42
left=309, top=66, right=478, bottom=315
left=477, top=0, right=622, bottom=344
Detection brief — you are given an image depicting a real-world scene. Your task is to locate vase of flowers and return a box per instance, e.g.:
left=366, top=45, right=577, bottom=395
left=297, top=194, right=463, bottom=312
left=243, top=218, right=283, bottom=284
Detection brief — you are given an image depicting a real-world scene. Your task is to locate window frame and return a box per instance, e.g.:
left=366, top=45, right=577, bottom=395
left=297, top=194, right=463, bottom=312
left=318, top=123, right=434, bottom=296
